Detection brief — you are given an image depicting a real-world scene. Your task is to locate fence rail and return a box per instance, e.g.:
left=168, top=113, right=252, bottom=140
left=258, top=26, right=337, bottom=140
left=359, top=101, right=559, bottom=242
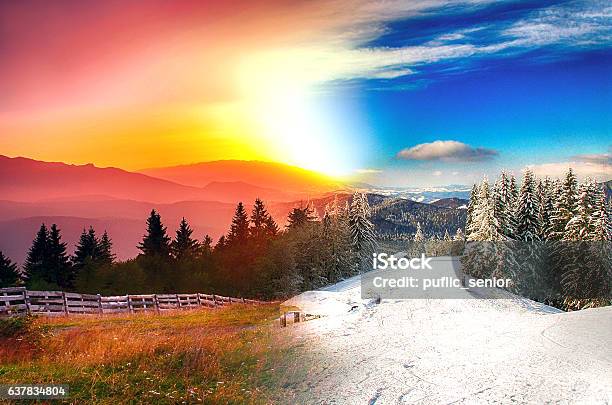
left=0, top=287, right=261, bottom=317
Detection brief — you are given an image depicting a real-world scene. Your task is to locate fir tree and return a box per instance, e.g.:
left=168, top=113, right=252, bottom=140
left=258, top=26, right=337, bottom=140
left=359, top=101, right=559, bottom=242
left=0, top=251, right=20, bottom=288
left=590, top=195, right=611, bottom=241
left=227, top=202, right=250, bottom=245
left=515, top=170, right=541, bottom=242
left=509, top=174, right=519, bottom=209
left=47, top=224, right=74, bottom=289
left=349, top=192, right=377, bottom=272
left=465, top=184, right=478, bottom=235
left=550, top=168, right=578, bottom=240
left=493, top=172, right=515, bottom=238
left=23, top=223, right=49, bottom=285
left=287, top=204, right=317, bottom=230
left=264, top=215, right=279, bottom=237
left=564, top=182, right=594, bottom=241
left=171, top=217, right=199, bottom=260
left=468, top=178, right=503, bottom=241
left=453, top=228, right=465, bottom=241
left=72, top=227, right=99, bottom=270
left=98, top=231, right=115, bottom=265
left=138, top=209, right=171, bottom=257
left=250, top=199, right=276, bottom=239
left=200, top=234, right=214, bottom=256
left=215, top=235, right=227, bottom=252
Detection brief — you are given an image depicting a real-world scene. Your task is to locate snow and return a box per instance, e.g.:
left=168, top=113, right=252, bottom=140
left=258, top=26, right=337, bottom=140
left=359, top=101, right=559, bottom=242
left=280, top=257, right=612, bottom=404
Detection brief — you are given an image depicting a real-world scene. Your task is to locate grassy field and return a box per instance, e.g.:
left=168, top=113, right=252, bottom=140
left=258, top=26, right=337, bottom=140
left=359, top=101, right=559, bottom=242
left=0, top=304, right=298, bottom=404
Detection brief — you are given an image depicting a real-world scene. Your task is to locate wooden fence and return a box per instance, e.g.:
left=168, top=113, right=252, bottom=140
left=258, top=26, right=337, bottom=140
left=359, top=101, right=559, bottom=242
left=0, top=287, right=260, bottom=317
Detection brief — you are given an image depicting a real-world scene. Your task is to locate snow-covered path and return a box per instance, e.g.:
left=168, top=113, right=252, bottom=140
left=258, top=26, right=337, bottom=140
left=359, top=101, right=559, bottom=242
left=281, top=257, right=612, bottom=404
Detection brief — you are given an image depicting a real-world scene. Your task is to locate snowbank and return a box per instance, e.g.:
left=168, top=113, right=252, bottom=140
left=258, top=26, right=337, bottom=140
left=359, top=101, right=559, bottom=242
left=280, top=257, right=612, bottom=404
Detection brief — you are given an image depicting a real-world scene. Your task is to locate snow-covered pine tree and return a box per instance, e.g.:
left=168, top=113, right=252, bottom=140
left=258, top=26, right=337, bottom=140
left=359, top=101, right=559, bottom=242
left=509, top=174, right=519, bottom=209
left=561, top=187, right=611, bottom=311
left=550, top=168, right=578, bottom=240
left=590, top=194, right=611, bottom=241
left=515, top=170, right=541, bottom=242
left=463, top=178, right=505, bottom=279
left=465, top=184, right=478, bottom=238
left=468, top=178, right=503, bottom=241
left=349, top=192, right=377, bottom=273
left=564, top=181, right=594, bottom=241
left=540, top=177, right=556, bottom=239
left=493, top=171, right=515, bottom=239
left=414, top=222, right=425, bottom=242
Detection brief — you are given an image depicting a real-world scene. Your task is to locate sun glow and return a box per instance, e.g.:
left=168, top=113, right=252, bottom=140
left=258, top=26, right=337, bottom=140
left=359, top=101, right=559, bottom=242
left=237, top=52, right=355, bottom=178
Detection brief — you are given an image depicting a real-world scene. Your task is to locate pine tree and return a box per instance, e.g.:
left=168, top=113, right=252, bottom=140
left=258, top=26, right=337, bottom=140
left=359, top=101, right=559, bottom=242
left=23, top=223, right=49, bottom=285
left=171, top=217, right=199, bottom=260
left=0, top=251, right=20, bottom=288
left=465, top=184, right=478, bottom=236
left=47, top=224, right=74, bottom=289
left=264, top=215, right=279, bottom=237
left=250, top=199, right=277, bottom=239
left=287, top=204, right=317, bottom=230
left=515, top=170, right=541, bottom=242
left=493, top=172, right=515, bottom=238
left=72, top=227, right=99, bottom=270
left=468, top=178, right=503, bottom=241
left=564, top=182, right=593, bottom=241
left=227, top=202, right=250, bottom=245
left=414, top=222, right=425, bottom=242
left=138, top=209, right=171, bottom=257
left=453, top=228, right=465, bottom=241
left=590, top=195, right=611, bottom=241
left=98, top=231, right=115, bottom=265
left=349, top=192, right=377, bottom=272
left=215, top=235, right=227, bottom=252
left=200, top=234, right=214, bottom=256
left=540, top=178, right=556, bottom=239
left=509, top=174, right=519, bottom=209
left=550, top=168, right=578, bottom=240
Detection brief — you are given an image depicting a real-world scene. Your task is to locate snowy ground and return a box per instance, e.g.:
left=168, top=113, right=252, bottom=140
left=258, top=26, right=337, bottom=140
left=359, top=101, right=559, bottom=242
left=280, top=257, right=612, bottom=404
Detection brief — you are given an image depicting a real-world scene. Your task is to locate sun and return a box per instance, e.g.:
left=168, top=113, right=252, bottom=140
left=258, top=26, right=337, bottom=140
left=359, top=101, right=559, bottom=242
left=237, top=53, right=354, bottom=178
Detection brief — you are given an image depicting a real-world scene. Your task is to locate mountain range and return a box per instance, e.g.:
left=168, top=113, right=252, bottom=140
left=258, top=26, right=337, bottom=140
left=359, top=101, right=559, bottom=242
left=0, top=155, right=470, bottom=264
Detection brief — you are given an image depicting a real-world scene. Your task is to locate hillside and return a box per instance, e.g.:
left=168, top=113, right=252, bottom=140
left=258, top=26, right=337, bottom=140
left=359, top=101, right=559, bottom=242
left=281, top=259, right=612, bottom=403
left=0, top=155, right=321, bottom=204
left=139, top=160, right=342, bottom=193
left=371, top=197, right=466, bottom=236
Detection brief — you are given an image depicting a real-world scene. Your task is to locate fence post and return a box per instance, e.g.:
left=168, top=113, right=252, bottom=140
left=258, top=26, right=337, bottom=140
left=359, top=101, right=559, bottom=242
left=212, top=294, right=217, bottom=307
left=154, top=294, right=160, bottom=314
left=128, top=295, right=134, bottom=313
left=97, top=294, right=102, bottom=314
left=62, top=292, right=69, bottom=315
left=25, top=290, right=31, bottom=315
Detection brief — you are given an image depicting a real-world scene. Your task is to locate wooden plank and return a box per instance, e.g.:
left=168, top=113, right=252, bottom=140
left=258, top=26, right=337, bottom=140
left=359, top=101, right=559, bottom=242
left=0, top=295, right=27, bottom=301
left=26, top=291, right=64, bottom=297
left=28, top=298, right=65, bottom=304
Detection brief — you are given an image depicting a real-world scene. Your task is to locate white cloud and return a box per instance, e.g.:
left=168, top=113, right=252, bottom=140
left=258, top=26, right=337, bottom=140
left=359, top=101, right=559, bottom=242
left=526, top=161, right=611, bottom=181
left=355, top=168, right=383, bottom=174
left=397, top=140, right=498, bottom=162
left=571, top=153, right=611, bottom=165
left=433, top=170, right=443, bottom=176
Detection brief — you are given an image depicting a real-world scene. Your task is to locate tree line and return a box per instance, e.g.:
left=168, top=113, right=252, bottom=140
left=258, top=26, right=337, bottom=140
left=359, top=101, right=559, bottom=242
left=0, top=194, right=377, bottom=299
left=461, top=168, right=610, bottom=310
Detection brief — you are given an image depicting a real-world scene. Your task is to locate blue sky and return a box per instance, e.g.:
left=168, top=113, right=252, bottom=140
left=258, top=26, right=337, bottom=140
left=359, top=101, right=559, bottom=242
left=319, top=0, right=611, bottom=186
left=1, top=0, right=609, bottom=185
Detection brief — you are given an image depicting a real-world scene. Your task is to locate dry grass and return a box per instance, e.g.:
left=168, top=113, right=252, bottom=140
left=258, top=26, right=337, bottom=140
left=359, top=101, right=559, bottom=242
left=0, top=304, right=296, bottom=404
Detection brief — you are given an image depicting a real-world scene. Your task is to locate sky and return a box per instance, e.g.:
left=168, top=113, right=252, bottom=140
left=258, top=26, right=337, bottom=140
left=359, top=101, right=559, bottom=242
left=0, top=0, right=610, bottom=186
